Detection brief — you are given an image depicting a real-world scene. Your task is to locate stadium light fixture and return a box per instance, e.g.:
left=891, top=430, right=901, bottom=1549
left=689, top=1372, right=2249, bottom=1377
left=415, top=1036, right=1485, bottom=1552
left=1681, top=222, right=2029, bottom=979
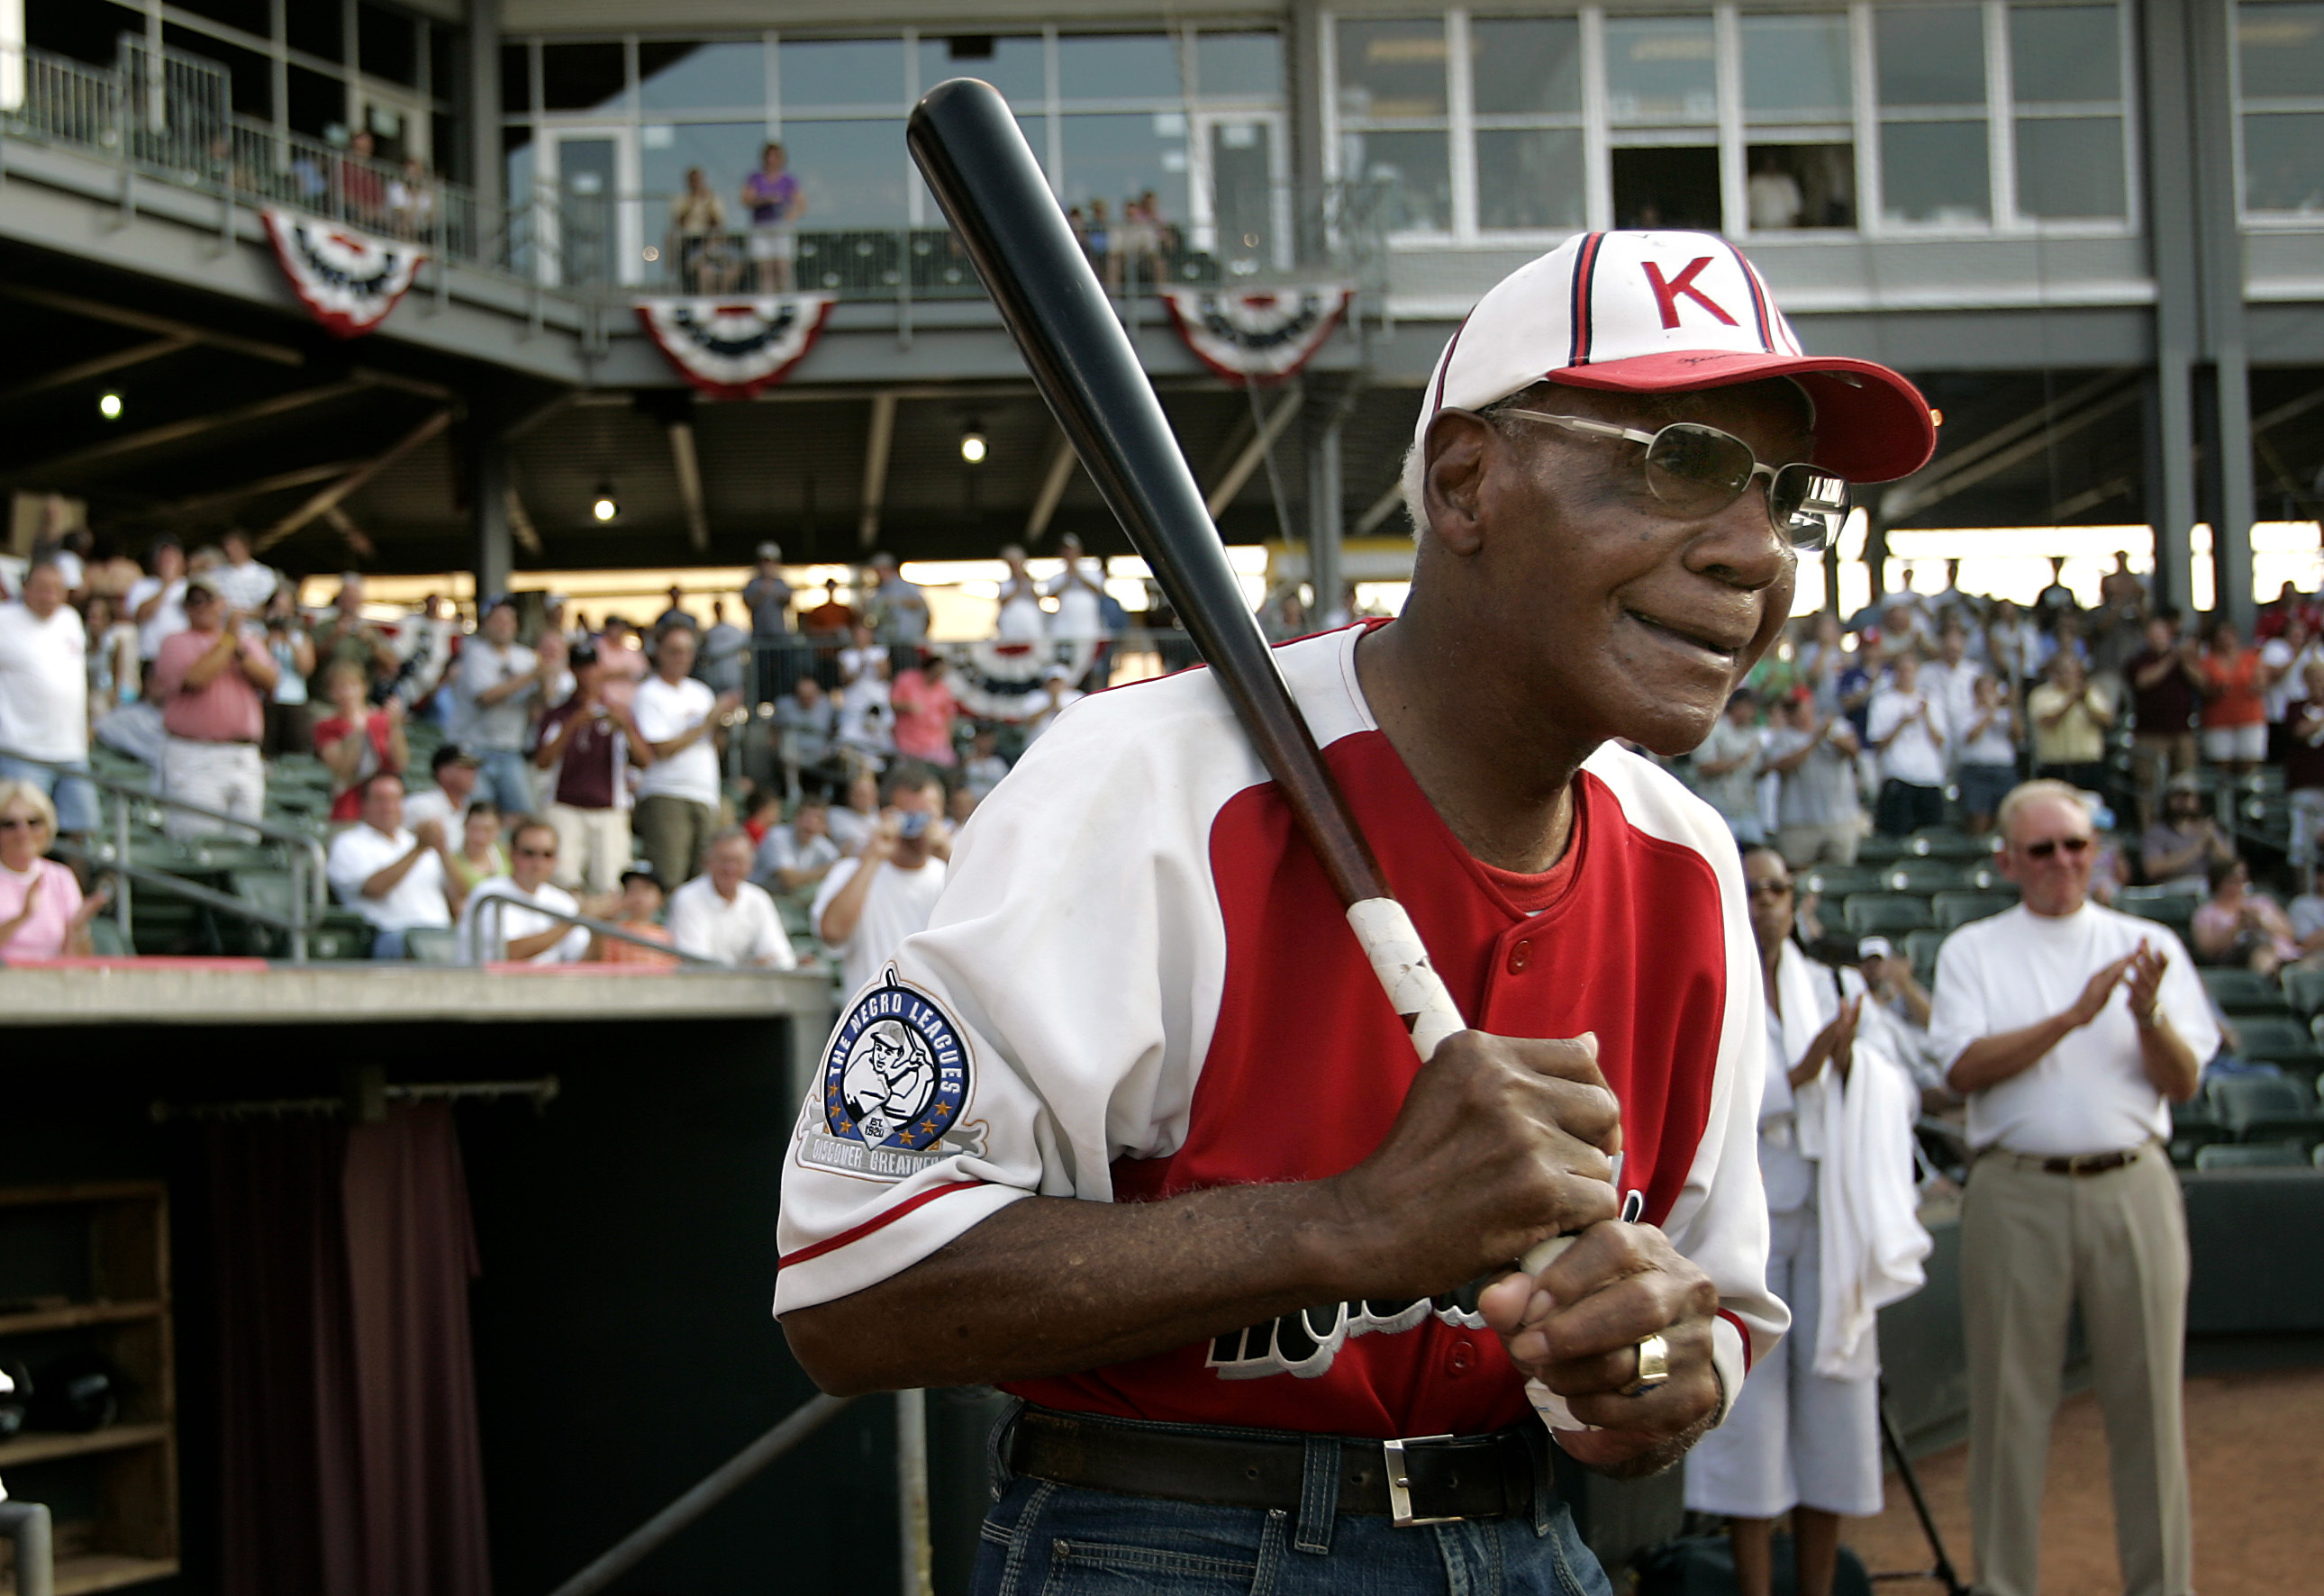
left=97, top=392, right=123, bottom=421
left=959, top=425, right=988, bottom=465
left=591, top=485, right=620, bottom=522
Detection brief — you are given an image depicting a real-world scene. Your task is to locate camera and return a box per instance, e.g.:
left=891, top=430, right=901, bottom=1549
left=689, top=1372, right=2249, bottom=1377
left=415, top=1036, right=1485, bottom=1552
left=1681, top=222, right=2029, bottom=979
left=897, top=810, right=931, bottom=839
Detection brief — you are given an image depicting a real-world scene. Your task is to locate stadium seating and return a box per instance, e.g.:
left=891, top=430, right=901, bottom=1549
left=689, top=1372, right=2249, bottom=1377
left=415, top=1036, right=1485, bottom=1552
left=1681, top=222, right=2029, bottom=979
left=1843, top=893, right=1936, bottom=935
left=2201, top=967, right=2295, bottom=1016
left=2194, top=1142, right=2310, bottom=1170
left=1909, top=830, right=1997, bottom=861
left=2211, top=1074, right=2324, bottom=1147
left=1931, top=891, right=2018, bottom=929
left=2237, top=1015, right=2323, bottom=1067
left=2283, top=966, right=2324, bottom=1019
left=2169, top=1101, right=2229, bottom=1165
left=1883, top=861, right=1982, bottom=894
left=2119, top=890, right=2198, bottom=941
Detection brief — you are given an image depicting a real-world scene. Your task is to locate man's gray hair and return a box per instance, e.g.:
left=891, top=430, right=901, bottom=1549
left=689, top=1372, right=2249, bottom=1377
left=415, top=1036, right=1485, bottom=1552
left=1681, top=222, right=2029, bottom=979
left=710, top=825, right=753, bottom=852
left=1996, top=779, right=2094, bottom=841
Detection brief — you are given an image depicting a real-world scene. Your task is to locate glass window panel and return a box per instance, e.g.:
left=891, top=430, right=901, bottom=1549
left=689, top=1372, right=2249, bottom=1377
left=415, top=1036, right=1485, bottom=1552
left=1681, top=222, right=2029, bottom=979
left=1210, top=120, right=1278, bottom=262
left=1746, top=142, right=1858, bottom=228
left=1471, top=18, right=1583, bottom=117
left=641, top=121, right=768, bottom=204
left=359, top=2, right=420, bottom=87
left=287, top=62, right=347, bottom=138
left=431, top=27, right=458, bottom=104
left=2243, top=112, right=2324, bottom=212
left=1059, top=113, right=1191, bottom=228
left=1475, top=128, right=1586, bottom=229
left=1058, top=34, right=1183, bottom=100
left=782, top=39, right=905, bottom=108
left=288, top=2, right=342, bottom=64
left=1605, top=15, right=1720, bottom=123
left=165, top=24, right=270, bottom=119
left=1341, top=127, right=1452, bottom=230
left=174, top=0, right=269, bottom=34
left=1195, top=32, right=1285, bottom=98
left=779, top=118, right=911, bottom=226
left=2014, top=115, right=2125, bottom=215
left=1611, top=145, right=1722, bottom=229
left=2011, top=6, right=2120, bottom=103
left=542, top=42, right=626, bottom=113
left=640, top=41, right=766, bottom=112
left=1336, top=19, right=1448, bottom=120
left=1876, top=7, right=1987, bottom=106
left=1742, top=14, right=1854, bottom=121
left=915, top=36, right=1047, bottom=104
left=1881, top=119, right=1992, bottom=220
left=2238, top=3, right=2324, bottom=99
left=501, top=43, right=531, bottom=116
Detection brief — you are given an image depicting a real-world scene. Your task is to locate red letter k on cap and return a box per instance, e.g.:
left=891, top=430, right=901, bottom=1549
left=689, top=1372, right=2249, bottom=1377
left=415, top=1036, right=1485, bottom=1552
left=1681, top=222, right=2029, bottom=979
left=1641, top=257, right=1738, bottom=331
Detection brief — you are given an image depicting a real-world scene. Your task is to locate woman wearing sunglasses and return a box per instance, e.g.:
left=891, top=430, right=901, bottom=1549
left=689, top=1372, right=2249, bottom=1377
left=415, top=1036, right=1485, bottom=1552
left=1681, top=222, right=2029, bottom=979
left=0, top=780, right=106, bottom=962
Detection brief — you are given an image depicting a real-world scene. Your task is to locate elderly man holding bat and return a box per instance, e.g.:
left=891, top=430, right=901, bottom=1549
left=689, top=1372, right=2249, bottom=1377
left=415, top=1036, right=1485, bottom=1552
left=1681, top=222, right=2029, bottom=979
left=777, top=207, right=1936, bottom=1591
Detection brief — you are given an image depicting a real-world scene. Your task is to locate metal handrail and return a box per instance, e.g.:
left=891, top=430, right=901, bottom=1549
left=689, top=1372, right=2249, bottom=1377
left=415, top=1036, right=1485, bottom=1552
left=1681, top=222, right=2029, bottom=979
left=468, top=889, right=727, bottom=969
left=0, top=745, right=328, bottom=962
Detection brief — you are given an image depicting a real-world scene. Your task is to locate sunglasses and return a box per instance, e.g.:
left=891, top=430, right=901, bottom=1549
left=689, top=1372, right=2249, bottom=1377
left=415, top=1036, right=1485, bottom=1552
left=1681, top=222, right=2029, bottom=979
left=1499, top=410, right=1851, bottom=552
left=0, top=816, right=49, bottom=831
left=2022, top=836, right=2093, bottom=859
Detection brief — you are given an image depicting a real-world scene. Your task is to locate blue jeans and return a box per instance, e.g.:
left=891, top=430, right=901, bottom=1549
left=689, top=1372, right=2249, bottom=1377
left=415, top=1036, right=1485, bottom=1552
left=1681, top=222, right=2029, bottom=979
left=475, top=748, right=535, bottom=817
left=974, top=1413, right=1611, bottom=1596
left=0, top=754, right=98, bottom=833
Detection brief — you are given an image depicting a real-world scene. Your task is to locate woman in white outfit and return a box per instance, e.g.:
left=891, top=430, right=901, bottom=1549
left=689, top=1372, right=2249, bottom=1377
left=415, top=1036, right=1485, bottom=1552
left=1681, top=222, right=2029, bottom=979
left=1686, top=845, right=1928, bottom=1596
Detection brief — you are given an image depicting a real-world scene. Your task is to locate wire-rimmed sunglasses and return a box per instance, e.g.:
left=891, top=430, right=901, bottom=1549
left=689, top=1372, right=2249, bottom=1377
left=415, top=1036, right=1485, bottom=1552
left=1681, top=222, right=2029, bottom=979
left=1495, top=409, right=1852, bottom=553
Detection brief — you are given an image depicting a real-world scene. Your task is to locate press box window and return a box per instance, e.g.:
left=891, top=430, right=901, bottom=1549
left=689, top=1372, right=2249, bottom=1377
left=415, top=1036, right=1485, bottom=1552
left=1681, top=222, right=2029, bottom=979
left=2010, top=4, right=2128, bottom=221
left=1876, top=5, right=1991, bottom=223
left=1742, top=14, right=1857, bottom=231
left=2238, top=0, right=2324, bottom=215
left=1471, top=16, right=1584, bottom=233
left=1336, top=17, right=1452, bottom=233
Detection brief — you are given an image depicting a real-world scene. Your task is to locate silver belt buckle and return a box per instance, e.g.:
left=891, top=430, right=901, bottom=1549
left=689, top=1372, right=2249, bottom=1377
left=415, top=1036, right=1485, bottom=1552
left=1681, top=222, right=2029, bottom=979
left=1383, top=1433, right=1461, bottom=1528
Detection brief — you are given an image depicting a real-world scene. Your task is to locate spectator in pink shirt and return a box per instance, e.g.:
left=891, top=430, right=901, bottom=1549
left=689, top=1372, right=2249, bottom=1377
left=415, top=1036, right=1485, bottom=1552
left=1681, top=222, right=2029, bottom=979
left=150, top=576, right=277, bottom=839
left=0, top=780, right=106, bottom=961
left=889, top=654, right=959, bottom=766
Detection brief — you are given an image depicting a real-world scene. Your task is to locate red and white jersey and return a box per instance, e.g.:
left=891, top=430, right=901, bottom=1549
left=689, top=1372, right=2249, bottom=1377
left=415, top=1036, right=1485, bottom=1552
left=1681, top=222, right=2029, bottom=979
left=776, top=623, right=1784, bottom=1440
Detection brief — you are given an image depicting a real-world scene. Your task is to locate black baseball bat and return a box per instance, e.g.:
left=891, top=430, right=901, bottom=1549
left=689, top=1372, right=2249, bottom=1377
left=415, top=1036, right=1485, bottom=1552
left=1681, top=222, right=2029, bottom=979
left=906, top=76, right=1466, bottom=1058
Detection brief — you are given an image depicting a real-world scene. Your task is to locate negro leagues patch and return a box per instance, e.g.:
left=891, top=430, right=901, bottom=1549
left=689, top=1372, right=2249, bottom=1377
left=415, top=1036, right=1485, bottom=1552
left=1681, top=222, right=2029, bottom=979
left=797, top=974, right=981, bottom=1182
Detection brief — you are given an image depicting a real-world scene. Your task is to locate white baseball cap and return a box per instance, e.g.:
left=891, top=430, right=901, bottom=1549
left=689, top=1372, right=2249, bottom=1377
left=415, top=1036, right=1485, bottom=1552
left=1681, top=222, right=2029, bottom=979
left=1413, top=231, right=1937, bottom=485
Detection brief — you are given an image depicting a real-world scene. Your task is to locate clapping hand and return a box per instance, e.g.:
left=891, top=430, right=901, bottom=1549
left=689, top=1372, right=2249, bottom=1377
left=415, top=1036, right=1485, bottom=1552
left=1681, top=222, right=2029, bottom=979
left=2124, top=941, right=2167, bottom=1026
left=2068, top=952, right=2138, bottom=1027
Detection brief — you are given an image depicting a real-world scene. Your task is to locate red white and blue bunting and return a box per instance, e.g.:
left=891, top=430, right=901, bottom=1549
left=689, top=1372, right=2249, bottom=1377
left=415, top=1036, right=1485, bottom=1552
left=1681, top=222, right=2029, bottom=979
left=634, top=295, right=839, bottom=402
left=1159, top=285, right=1355, bottom=386
left=261, top=206, right=426, bottom=339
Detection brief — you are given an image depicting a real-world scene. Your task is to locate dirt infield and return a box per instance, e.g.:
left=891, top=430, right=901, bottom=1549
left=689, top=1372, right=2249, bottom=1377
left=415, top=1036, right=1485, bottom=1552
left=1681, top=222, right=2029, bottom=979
left=1847, top=1365, right=2324, bottom=1594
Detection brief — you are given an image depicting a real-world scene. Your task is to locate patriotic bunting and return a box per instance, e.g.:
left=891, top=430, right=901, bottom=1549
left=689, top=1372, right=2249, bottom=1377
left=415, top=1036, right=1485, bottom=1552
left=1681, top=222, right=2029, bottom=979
left=634, top=295, right=839, bottom=401
left=1159, top=285, right=1356, bottom=386
left=260, top=206, right=426, bottom=338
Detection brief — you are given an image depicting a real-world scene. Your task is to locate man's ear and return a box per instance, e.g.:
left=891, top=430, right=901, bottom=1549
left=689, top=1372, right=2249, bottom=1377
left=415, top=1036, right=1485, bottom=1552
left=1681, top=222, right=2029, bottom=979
left=1421, top=411, right=1493, bottom=557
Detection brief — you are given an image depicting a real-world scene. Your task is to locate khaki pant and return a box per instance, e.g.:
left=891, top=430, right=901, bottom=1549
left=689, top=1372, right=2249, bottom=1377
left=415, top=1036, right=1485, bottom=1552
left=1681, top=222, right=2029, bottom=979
left=2129, top=733, right=2197, bottom=823
left=632, top=794, right=718, bottom=889
left=547, top=803, right=631, bottom=896
left=1776, top=820, right=1861, bottom=869
left=1962, top=1146, right=2192, bottom=1596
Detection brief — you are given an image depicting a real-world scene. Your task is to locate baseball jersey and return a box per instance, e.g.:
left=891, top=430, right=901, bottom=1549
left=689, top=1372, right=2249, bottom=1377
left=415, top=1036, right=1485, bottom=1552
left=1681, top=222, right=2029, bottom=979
left=776, top=623, right=1784, bottom=1441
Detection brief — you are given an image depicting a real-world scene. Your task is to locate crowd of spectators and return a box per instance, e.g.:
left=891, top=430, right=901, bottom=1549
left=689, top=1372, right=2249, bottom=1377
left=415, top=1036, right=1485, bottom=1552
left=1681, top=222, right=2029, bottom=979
left=1674, top=555, right=2324, bottom=984
left=0, top=530, right=1140, bottom=978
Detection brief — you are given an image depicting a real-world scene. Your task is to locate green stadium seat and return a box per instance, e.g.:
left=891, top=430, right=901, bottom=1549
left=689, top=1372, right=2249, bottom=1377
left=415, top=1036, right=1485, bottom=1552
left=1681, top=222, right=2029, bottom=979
left=1856, top=834, right=1912, bottom=864
left=1931, top=891, right=2017, bottom=930
left=2211, top=1074, right=2324, bottom=1145
left=87, top=917, right=131, bottom=958
left=404, top=926, right=460, bottom=964
left=1910, top=830, right=1995, bottom=860
left=1843, top=893, right=1935, bottom=934
left=2120, top=892, right=2197, bottom=941
left=2168, top=1102, right=2228, bottom=1166
left=1902, top=928, right=1949, bottom=983
left=1883, top=861, right=1980, bottom=893
left=2193, top=1142, right=2310, bottom=1170
left=2282, top=966, right=2324, bottom=1019
left=2200, top=967, right=2291, bottom=1016
left=1800, top=867, right=1888, bottom=900
left=2238, top=1014, right=2323, bottom=1066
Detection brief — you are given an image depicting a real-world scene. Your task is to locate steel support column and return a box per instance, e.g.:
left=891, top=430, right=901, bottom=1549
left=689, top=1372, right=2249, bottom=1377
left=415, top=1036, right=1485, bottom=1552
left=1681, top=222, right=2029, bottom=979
left=468, top=426, right=513, bottom=600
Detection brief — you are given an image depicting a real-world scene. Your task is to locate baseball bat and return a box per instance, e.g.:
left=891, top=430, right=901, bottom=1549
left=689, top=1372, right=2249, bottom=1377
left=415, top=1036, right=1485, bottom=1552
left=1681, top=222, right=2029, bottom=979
left=906, top=77, right=1466, bottom=1064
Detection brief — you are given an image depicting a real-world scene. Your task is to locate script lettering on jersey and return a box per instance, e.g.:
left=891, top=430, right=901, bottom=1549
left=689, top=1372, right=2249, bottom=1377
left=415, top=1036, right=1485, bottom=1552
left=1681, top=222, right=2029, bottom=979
left=1206, top=1293, right=1486, bottom=1381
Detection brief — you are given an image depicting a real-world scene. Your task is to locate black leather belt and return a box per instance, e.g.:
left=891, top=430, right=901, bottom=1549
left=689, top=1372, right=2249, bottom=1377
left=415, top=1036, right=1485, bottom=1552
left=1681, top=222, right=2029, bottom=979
left=1006, top=1405, right=1551, bottom=1528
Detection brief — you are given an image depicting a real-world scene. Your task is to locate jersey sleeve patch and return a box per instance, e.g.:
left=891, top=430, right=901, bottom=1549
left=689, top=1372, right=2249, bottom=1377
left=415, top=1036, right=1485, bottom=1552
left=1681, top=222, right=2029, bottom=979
left=796, top=968, right=981, bottom=1183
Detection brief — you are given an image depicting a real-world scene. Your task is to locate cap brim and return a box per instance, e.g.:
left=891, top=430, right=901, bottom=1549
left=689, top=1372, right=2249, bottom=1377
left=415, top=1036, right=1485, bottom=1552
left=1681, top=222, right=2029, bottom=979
left=1547, top=351, right=1937, bottom=484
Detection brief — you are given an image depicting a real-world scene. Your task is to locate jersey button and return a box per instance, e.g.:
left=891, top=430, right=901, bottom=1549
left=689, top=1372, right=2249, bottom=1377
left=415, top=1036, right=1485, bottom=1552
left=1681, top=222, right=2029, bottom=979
left=1447, top=1339, right=1477, bottom=1376
left=1506, top=939, right=1532, bottom=975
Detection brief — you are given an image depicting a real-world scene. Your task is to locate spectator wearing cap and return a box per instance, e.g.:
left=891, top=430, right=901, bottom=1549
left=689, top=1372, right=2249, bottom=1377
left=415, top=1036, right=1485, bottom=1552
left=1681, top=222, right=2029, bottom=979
left=810, top=763, right=949, bottom=997
left=534, top=639, right=652, bottom=896
left=453, top=595, right=551, bottom=815
left=313, top=660, right=407, bottom=822
left=0, top=560, right=98, bottom=843
left=743, top=542, right=794, bottom=639
left=151, top=575, right=277, bottom=839
left=458, top=818, right=588, bottom=965
left=668, top=828, right=797, bottom=967
left=633, top=621, right=740, bottom=887
left=403, top=743, right=482, bottom=836
left=592, top=864, right=678, bottom=966
left=326, top=772, right=462, bottom=958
